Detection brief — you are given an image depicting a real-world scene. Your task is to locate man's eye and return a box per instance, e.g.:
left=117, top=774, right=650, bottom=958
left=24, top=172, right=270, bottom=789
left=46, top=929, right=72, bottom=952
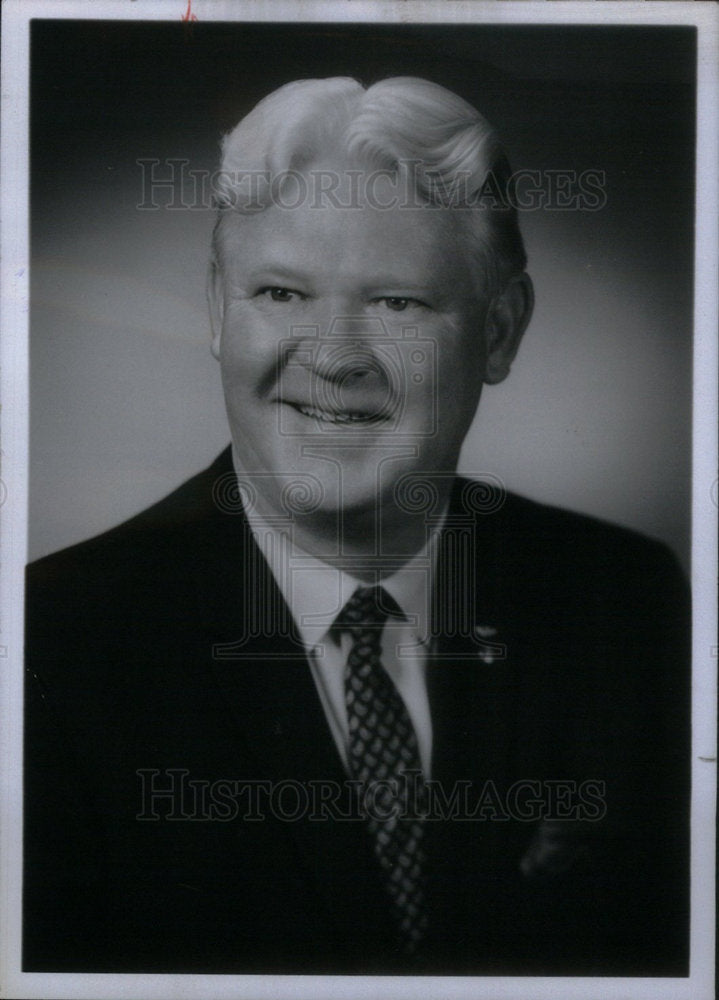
left=376, top=297, right=425, bottom=312
left=382, top=297, right=410, bottom=312
left=260, top=287, right=301, bottom=303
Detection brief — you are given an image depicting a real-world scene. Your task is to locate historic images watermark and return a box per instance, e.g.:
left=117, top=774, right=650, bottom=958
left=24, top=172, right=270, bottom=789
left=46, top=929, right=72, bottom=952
left=274, top=318, right=439, bottom=438
left=136, top=160, right=608, bottom=213
left=208, top=458, right=508, bottom=661
left=136, top=769, right=607, bottom=823
left=207, top=313, right=509, bottom=658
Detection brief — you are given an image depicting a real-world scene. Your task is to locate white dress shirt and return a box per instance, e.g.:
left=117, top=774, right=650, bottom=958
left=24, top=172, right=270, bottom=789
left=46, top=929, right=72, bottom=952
left=238, top=471, right=444, bottom=779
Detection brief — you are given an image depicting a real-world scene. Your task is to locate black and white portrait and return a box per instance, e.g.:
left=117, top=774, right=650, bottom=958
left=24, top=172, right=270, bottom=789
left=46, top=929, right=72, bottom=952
left=2, top=4, right=716, bottom=1000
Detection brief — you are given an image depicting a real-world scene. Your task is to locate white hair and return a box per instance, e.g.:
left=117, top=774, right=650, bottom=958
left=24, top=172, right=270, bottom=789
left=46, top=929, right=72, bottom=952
left=212, top=76, right=527, bottom=294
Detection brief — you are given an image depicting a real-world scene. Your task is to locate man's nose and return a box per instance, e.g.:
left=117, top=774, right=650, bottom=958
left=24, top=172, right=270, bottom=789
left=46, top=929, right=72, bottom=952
left=311, top=342, right=386, bottom=388
left=292, top=313, right=391, bottom=384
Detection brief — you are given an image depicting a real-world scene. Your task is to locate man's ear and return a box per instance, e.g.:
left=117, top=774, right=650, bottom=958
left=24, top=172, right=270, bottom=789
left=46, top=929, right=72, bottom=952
left=483, top=272, right=534, bottom=385
left=207, top=259, right=224, bottom=360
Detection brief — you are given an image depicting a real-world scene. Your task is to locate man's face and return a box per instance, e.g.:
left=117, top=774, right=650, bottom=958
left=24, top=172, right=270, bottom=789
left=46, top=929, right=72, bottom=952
left=210, top=167, right=500, bottom=523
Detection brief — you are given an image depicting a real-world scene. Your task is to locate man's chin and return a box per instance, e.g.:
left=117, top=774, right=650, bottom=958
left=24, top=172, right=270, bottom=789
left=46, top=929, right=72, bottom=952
left=232, top=440, right=414, bottom=523
left=301, top=484, right=380, bottom=520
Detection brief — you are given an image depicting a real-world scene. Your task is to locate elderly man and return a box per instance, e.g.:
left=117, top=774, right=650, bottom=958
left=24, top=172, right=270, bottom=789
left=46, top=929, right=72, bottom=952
left=24, top=77, right=689, bottom=975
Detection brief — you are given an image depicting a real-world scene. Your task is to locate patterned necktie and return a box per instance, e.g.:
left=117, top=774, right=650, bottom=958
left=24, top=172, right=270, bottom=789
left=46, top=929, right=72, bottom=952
left=336, top=585, right=429, bottom=955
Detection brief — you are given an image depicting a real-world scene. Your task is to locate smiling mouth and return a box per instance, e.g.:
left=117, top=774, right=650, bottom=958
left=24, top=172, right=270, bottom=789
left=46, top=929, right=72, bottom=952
left=279, top=347, right=398, bottom=426
left=288, top=402, right=387, bottom=425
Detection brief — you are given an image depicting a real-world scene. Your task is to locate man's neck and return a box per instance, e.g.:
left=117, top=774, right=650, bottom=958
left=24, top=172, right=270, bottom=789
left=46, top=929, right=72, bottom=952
left=254, top=501, right=446, bottom=581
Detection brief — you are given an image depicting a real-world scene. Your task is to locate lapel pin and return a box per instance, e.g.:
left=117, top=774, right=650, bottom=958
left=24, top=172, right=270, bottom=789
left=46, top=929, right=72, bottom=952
left=473, top=624, right=502, bottom=664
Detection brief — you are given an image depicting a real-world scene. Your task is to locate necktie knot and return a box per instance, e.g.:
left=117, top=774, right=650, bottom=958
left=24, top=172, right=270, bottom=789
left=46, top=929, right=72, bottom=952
left=333, top=584, right=402, bottom=637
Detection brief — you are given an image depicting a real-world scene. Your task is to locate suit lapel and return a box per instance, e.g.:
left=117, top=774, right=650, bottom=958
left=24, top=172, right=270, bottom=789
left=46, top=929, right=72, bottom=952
left=429, top=478, right=518, bottom=790
left=184, top=457, right=395, bottom=957
left=421, top=481, right=523, bottom=957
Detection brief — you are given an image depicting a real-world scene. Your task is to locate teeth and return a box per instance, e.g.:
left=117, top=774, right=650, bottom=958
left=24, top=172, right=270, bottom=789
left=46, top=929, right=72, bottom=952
left=296, top=404, right=374, bottom=424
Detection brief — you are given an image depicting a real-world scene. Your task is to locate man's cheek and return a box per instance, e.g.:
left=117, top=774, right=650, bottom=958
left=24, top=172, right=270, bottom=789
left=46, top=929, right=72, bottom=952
left=220, top=321, right=274, bottom=371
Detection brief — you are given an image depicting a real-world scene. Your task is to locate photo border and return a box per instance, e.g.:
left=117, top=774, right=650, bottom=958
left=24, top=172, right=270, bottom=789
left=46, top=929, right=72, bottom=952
left=2, top=2, right=716, bottom=998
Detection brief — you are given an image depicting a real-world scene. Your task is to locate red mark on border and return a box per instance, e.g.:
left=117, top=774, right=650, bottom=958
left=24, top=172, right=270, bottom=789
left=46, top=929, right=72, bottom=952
left=181, top=0, right=197, bottom=22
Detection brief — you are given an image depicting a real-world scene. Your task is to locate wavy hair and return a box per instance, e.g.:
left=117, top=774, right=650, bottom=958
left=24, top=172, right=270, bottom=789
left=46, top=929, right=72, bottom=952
left=212, top=77, right=527, bottom=295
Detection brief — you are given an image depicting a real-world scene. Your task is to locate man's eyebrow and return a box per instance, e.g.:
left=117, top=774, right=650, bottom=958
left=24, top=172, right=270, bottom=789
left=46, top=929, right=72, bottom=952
left=245, top=268, right=437, bottom=291
left=364, top=280, right=435, bottom=293
left=229, top=262, right=446, bottom=297
left=242, top=264, right=311, bottom=283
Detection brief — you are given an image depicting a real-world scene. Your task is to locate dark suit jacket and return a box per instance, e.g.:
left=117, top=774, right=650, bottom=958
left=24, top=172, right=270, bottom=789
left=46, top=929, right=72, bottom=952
left=24, top=447, right=690, bottom=975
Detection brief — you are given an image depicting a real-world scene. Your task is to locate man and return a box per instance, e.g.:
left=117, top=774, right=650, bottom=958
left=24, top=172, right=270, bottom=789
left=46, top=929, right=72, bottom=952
left=24, top=77, right=689, bottom=975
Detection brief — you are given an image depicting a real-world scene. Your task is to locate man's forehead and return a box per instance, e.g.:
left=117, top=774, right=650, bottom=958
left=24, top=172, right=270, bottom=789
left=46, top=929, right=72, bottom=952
left=216, top=197, right=476, bottom=291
